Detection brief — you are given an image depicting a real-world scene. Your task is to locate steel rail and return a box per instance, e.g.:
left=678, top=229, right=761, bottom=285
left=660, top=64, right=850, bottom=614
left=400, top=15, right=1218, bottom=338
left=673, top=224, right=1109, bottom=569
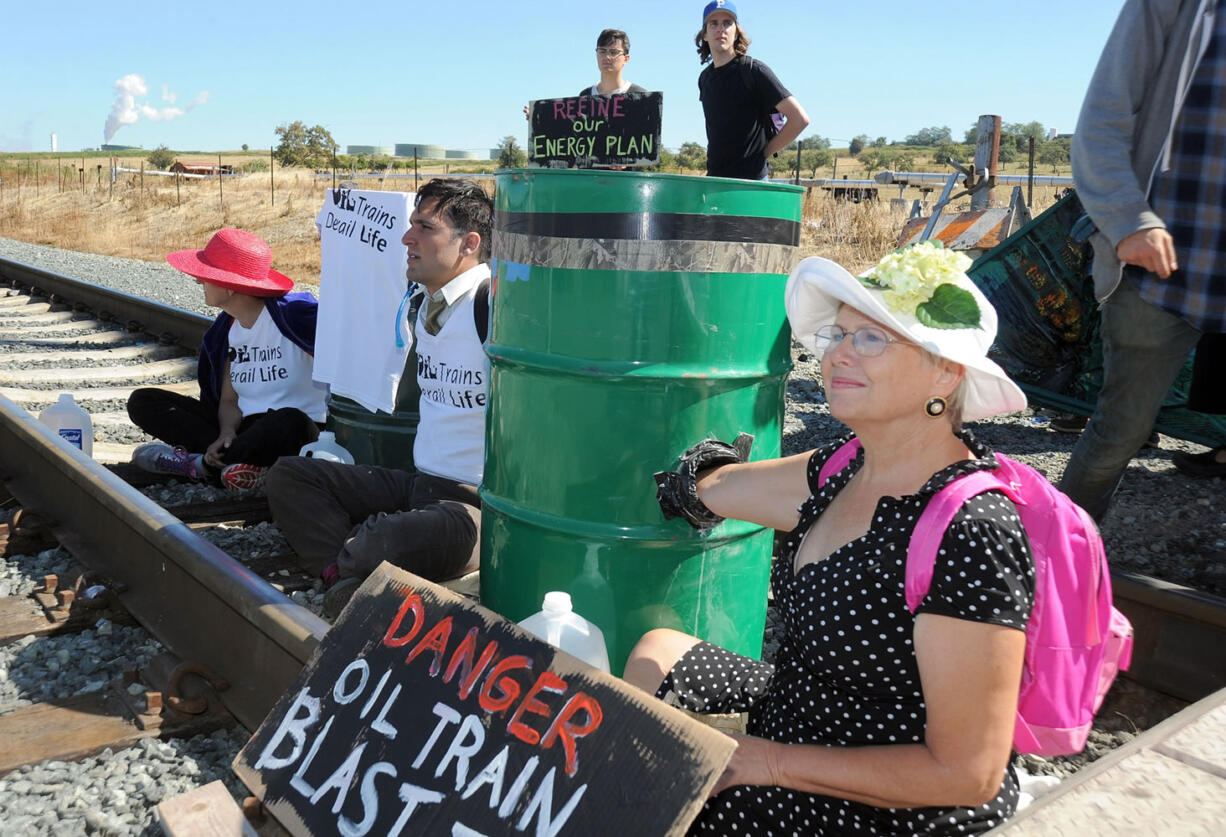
left=0, top=256, right=211, bottom=347
left=5, top=253, right=1226, bottom=705
left=0, top=395, right=327, bottom=730
left=1111, top=571, right=1226, bottom=701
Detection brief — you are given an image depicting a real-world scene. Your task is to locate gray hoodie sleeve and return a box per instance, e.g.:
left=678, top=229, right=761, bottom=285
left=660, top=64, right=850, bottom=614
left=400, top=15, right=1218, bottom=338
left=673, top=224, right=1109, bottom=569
left=1070, top=0, right=1183, bottom=248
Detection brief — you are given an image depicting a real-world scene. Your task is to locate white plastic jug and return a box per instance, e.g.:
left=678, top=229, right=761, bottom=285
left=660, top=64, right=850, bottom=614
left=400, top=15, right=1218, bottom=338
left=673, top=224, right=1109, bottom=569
left=518, top=591, right=611, bottom=673
left=299, top=431, right=354, bottom=464
left=37, top=393, right=93, bottom=457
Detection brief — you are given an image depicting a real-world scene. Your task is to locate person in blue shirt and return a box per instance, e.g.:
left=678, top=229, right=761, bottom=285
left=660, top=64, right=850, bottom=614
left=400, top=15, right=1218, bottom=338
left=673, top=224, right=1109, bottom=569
left=128, top=228, right=325, bottom=492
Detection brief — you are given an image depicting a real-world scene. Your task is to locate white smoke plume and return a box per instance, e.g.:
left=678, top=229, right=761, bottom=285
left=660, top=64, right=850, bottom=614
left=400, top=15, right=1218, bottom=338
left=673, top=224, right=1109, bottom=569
left=103, top=74, right=210, bottom=143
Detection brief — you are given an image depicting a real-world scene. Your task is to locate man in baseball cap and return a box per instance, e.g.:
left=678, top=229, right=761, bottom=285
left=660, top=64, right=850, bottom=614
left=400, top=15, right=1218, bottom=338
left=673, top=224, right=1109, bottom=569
left=695, top=1, right=809, bottom=179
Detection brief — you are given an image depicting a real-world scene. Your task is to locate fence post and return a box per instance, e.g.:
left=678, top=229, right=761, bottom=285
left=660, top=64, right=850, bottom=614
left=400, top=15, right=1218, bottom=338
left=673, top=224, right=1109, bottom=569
left=971, top=114, right=1001, bottom=210
left=1027, top=137, right=1036, bottom=209
left=270, top=147, right=275, bottom=206
left=414, top=151, right=419, bottom=190
left=218, top=153, right=224, bottom=207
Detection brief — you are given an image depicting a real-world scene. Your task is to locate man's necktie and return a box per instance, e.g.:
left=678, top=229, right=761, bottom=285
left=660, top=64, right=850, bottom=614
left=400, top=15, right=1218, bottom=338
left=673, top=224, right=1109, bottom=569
left=423, top=295, right=446, bottom=335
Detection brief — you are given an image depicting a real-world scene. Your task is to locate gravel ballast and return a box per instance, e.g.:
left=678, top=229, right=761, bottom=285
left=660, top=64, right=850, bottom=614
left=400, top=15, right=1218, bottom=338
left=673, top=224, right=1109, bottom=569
left=2, top=236, right=1221, bottom=827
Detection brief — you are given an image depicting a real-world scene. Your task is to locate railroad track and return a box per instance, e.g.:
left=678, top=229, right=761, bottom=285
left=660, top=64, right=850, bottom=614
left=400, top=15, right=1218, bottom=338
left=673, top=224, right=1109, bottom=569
left=0, top=252, right=1224, bottom=802
left=0, top=257, right=327, bottom=784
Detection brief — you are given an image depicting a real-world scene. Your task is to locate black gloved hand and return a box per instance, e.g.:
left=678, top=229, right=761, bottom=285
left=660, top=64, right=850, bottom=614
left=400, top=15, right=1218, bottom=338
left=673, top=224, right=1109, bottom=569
left=654, top=433, right=754, bottom=530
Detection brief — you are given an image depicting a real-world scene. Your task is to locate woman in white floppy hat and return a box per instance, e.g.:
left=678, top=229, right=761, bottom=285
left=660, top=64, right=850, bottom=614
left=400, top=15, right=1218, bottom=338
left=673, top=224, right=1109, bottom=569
left=127, top=228, right=327, bottom=492
left=628, top=243, right=1035, bottom=834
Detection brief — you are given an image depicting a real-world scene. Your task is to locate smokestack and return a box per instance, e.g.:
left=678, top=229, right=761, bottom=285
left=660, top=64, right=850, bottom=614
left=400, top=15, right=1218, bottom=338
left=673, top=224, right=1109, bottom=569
left=50, top=133, right=57, bottom=153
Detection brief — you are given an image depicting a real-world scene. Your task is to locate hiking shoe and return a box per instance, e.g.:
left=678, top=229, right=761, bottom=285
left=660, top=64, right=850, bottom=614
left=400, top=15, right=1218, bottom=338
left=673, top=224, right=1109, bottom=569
left=1172, top=446, right=1226, bottom=478
left=1049, top=413, right=1089, bottom=434
left=323, top=576, right=362, bottom=619
left=220, top=463, right=269, bottom=492
left=132, top=443, right=206, bottom=480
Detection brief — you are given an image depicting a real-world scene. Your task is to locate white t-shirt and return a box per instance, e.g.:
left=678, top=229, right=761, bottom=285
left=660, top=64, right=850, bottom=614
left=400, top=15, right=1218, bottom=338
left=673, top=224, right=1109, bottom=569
left=227, top=308, right=328, bottom=422
left=413, top=264, right=490, bottom=486
left=314, top=189, right=413, bottom=413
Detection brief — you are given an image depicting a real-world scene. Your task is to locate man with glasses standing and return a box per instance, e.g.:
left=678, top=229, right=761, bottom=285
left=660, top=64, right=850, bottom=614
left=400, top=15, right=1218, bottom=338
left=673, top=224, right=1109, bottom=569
left=583, top=29, right=647, bottom=98
left=696, top=1, right=809, bottom=180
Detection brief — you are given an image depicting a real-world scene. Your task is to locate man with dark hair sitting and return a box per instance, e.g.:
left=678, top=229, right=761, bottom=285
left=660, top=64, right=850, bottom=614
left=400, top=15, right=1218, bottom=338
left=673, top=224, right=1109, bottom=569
left=265, top=178, right=494, bottom=617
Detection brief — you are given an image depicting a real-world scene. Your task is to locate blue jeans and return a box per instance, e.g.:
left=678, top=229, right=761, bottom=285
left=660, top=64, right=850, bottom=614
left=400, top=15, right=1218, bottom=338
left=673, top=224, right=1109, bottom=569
left=1059, top=278, right=1201, bottom=521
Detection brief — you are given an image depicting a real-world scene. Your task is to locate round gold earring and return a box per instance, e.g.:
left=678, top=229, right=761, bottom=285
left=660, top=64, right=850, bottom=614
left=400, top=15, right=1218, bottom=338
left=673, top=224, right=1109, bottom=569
left=924, top=396, right=947, bottom=418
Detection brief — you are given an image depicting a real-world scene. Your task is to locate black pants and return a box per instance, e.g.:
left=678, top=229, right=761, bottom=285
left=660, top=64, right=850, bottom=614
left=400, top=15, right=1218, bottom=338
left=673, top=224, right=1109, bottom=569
left=1188, top=332, right=1226, bottom=415
left=265, top=456, right=480, bottom=579
left=126, top=387, right=321, bottom=467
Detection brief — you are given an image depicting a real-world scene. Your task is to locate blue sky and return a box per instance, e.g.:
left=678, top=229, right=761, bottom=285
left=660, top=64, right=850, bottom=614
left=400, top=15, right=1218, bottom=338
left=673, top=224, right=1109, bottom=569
left=3, top=0, right=1126, bottom=155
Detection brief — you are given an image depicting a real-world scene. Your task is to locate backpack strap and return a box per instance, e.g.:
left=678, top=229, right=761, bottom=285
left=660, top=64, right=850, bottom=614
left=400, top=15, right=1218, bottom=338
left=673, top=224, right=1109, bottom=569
left=904, top=455, right=1025, bottom=612
left=473, top=277, right=490, bottom=344
left=817, top=438, right=862, bottom=487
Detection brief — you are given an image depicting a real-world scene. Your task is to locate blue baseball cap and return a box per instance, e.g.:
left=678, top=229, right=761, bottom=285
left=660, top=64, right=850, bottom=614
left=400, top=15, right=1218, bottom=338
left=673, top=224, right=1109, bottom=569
left=703, top=0, right=737, bottom=26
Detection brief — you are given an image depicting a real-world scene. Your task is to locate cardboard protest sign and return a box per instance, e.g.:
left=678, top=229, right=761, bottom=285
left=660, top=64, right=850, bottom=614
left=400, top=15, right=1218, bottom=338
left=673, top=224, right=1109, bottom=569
left=529, top=92, right=662, bottom=169
left=234, top=564, right=734, bottom=837
left=314, top=188, right=413, bottom=413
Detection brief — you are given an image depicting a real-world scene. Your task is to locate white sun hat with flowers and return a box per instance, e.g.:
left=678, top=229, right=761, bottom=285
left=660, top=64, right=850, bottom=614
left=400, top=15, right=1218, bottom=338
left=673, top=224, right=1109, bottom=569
left=785, top=241, right=1027, bottom=423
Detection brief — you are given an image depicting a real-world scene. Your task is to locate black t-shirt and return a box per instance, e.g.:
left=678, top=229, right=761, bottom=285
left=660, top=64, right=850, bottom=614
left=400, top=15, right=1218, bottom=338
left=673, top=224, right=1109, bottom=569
left=699, top=55, right=791, bottom=180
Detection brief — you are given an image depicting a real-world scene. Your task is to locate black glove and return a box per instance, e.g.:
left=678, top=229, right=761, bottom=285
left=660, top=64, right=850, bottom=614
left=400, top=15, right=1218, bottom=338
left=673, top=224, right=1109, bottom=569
left=654, top=433, right=754, bottom=530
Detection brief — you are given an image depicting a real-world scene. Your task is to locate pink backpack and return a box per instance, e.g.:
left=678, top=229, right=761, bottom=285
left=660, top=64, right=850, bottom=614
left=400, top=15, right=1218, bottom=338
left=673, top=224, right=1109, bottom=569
left=819, top=439, right=1134, bottom=756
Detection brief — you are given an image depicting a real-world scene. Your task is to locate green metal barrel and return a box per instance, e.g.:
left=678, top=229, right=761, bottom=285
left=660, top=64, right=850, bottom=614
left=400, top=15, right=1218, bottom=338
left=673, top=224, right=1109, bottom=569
left=325, top=351, right=421, bottom=468
left=481, top=169, right=802, bottom=674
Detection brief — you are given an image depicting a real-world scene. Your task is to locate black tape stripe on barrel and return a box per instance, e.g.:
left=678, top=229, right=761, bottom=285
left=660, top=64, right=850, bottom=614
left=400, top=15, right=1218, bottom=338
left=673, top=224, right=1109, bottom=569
left=496, top=211, right=800, bottom=247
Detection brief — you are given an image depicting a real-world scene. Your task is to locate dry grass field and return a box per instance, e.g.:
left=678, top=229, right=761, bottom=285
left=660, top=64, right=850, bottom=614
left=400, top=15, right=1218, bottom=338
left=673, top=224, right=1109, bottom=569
left=0, top=152, right=1071, bottom=287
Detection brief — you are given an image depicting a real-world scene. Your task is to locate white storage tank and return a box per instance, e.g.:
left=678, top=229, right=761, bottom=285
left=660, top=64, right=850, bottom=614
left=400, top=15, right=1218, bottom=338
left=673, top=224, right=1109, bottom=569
left=394, top=143, right=444, bottom=158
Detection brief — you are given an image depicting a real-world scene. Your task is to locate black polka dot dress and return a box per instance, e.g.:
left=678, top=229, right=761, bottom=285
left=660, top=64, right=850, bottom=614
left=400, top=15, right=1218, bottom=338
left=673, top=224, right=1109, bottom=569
left=659, top=432, right=1035, bottom=835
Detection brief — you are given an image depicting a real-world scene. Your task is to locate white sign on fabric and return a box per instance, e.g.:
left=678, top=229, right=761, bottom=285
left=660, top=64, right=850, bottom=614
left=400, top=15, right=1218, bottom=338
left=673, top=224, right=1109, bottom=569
left=314, top=189, right=414, bottom=413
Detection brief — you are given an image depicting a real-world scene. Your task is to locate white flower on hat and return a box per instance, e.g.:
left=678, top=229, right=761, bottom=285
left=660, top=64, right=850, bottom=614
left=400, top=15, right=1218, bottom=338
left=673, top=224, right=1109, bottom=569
left=860, top=241, right=981, bottom=329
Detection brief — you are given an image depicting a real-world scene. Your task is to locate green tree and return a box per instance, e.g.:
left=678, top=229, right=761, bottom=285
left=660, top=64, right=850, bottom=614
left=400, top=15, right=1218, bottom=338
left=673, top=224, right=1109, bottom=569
left=1006, top=121, right=1047, bottom=149
left=496, top=135, right=527, bottom=168
left=1038, top=138, right=1071, bottom=172
left=274, top=121, right=337, bottom=168
left=932, top=141, right=968, bottom=165
left=676, top=141, right=707, bottom=172
left=802, top=147, right=833, bottom=178
left=797, top=136, right=830, bottom=150
left=241, top=143, right=249, bottom=152
left=873, top=136, right=887, bottom=147
left=848, top=134, right=869, bottom=156
left=903, top=125, right=952, bottom=146
left=858, top=149, right=890, bottom=173
left=147, top=145, right=174, bottom=170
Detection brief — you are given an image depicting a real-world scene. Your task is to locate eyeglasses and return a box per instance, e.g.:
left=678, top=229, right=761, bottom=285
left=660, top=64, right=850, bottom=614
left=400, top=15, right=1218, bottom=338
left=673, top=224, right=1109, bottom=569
left=595, top=48, right=626, bottom=57
left=815, top=324, right=907, bottom=357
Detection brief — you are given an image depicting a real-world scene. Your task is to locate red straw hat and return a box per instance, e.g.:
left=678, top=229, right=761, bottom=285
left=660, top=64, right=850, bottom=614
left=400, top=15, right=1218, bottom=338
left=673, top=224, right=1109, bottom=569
left=165, top=228, right=294, bottom=297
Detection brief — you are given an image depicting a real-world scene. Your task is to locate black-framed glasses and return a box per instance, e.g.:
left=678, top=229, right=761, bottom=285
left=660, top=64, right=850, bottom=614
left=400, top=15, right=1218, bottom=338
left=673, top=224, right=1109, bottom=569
left=815, top=324, right=905, bottom=357
left=595, top=48, right=626, bottom=57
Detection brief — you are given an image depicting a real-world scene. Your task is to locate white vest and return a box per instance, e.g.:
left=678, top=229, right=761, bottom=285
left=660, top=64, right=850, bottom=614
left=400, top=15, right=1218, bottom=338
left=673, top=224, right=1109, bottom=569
left=227, top=309, right=328, bottom=422
left=413, top=284, right=488, bottom=486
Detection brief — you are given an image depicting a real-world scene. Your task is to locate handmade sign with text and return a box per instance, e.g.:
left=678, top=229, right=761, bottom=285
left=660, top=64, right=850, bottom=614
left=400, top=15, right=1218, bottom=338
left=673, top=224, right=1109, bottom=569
left=233, top=564, right=734, bottom=837
left=528, top=91, right=662, bottom=168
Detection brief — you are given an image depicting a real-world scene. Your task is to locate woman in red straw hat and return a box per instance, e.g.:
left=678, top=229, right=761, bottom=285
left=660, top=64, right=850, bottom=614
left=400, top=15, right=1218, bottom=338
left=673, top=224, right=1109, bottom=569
left=127, top=228, right=326, bottom=492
